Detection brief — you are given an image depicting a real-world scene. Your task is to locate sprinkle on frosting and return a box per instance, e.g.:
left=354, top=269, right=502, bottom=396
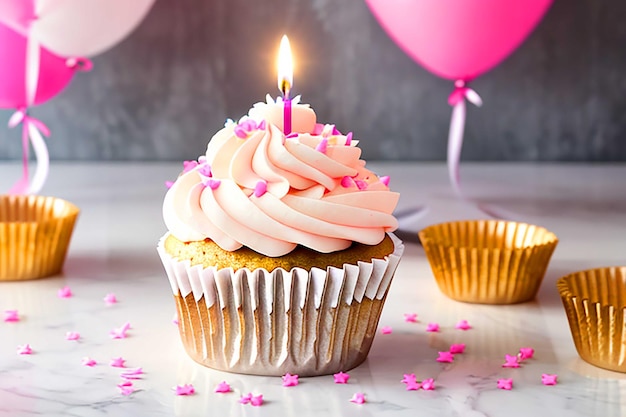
left=215, top=381, right=231, bottom=393
left=174, top=384, right=195, bottom=396
left=349, top=392, right=366, bottom=404
left=315, top=138, right=328, bottom=153
left=282, top=373, right=299, bottom=387
left=426, top=323, right=440, bottom=332
left=165, top=180, right=174, bottom=189
left=380, top=326, right=392, bottom=334
left=497, top=378, right=513, bottom=390
left=450, top=343, right=466, bottom=354
left=455, top=320, right=472, bottom=330
left=541, top=374, right=558, bottom=386
left=197, top=163, right=212, bottom=178
left=57, top=286, right=73, bottom=298
left=17, top=344, right=32, bottom=355
left=404, top=313, right=418, bottom=323
left=502, top=354, right=520, bottom=368
left=253, top=180, right=268, bottom=197
left=436, top=351, right=454, bottom=363
left=345, top=131, right=353, bottom=146
left=4, top=310, right=19, bottom=323
left=340, top=175, right=354, bottom=188
left=355, top=180, right=368, bottom=190
left=380, top=176, right=390, bottom=186
left=285, top=132, right=299, bottom=139
left=65, top=331, right=80, bottom=341
left=333, top=372, right=350, bottom=384
left=183, top=160, right=199, bottom=173
left=204, top=178, right=221, bottom=190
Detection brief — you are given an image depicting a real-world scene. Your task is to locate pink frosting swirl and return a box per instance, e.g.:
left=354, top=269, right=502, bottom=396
left=163, top=100, right=399, bottom=257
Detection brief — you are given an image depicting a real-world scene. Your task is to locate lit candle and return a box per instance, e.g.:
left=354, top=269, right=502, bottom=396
left=277, top=35, right=293, bottom=135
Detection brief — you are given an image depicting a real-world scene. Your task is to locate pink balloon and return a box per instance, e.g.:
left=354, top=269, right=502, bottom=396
left=0, top=22, right=76, bottom=109
left=365, top=0, right=553, bottom=81
left=0, top=0, right=33, bottom=35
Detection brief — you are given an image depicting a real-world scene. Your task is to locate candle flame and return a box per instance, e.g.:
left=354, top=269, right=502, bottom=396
left=277, top=35, right=293, bottom=99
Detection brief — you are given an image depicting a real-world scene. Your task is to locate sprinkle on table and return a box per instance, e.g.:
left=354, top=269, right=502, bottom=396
left=81, top=357, right=97, bottom=367
left=173, top=384, right=195, bottom=396
left=350, top=392, right=366, bottom=404
left=282, top=373, right=299, bottom=387
left=401, top=374, right=417, bottom=384
left=110, top=322, right=131, bottom=339
left=405, top=380, right=421, bottom=391
left=497, top=378, right=513, bottom=390
left=403, top=313, right=418, bottom=323
left=421, top=378, right=435, bottom=391
left=214, top=381, right=231, bottom=393
left=541, top=374, right=558, bottom=386
left=436, top=351, right=454, bottom=363
left=103, top=293, right=118, bottom=305
left=17, top=344, right=32, bottom=355
left=4, top=310, right=19, bottom=323
left=380, top=326, right=393, bottom=334
left=120, top=367, right=143, bottom=380
left=450, top=343, right=466, bottom=354
left=333, top=371, right=350, bottom=384
left=426, top=323, right=440, bottom=332
left=57, top=286, right=73, bottom=298
left=118, top=381, right=135, bottom=396
left=502, top=354, right=520, bottom=368
left=519, top=347, right=535, bottom=361
left=65, top=331, right=80, bottom=341
left=455, top=320, right=472, bottom=330
left=110, top=357, right=126, bottom=368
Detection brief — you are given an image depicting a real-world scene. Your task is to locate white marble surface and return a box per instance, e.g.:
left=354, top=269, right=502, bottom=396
left=1, top=162, right=626, bottom=417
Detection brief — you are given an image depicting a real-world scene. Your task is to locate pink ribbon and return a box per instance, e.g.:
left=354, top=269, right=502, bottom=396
left=447, top=80, right=482, bottom=197
left=8, top=108, right=51, bottom=195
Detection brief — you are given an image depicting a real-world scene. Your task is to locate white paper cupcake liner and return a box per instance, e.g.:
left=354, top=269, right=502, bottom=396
left=157, top=233, right=403, bottom=376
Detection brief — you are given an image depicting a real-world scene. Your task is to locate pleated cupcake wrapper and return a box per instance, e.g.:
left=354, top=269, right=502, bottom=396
left=0, top=195, right=79, bottom=281
left=557, top=266, right=626, bottom=373
left=419, top=220, right=558, bottom=304
left=157, top=233, right=404, bottom=376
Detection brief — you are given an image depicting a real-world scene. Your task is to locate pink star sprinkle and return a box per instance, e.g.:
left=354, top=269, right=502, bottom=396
left=165, top=180, right=174, bottom=189
left=421, top=378, right=435, bottom=391
left=183, top=160, right=199, bottom=173
left=455, top=320, right=471, bottom=330
left=4, top=310, right=19, bottom=322
left=519, top=347, right=535, bottom=361
left=426, top=323, right=440, bottom=332
left=405, top=380, right=421, bottom=391
left=380, top=326, right=392, bottom=334
left=110, top=357, right=126, bottom=368
left=541, top=374, right=558, bottom=386
left=350, top=392, right=366, bottom=404
left=497, top=378, right=513, bottom=390
left=174, top=384, right=195, bottom=396
left=214, top=381, right=231, bottom=393
left=118, top=381, right=135, bottom=396
left=401, top=373, right=417, bottom=384
left=103, top=293, right=118, bottom=305
left=404, top=313, right=418, bottom=323
left=250, top=394, right=264, bottom=406
left=333, top=371, right=350, bottom=384
left=109, top=322, right=131, bottom=339
left=450, top=343, right=466, bottom=354
left=239, top=393, right=252, bottom=404
left=436, top=351, right=454, bottom=363
left=502, top=354, right=520, bottom=368
left=57, top=286, right=73, bottom=298
left=82, top=357, right=97, bottom=367
left=17, top=344, right=32, bottom=355
left=282, top=373, right=299, bottom=387
left=205, top=178, right=221, bottom=190
left=120, top=367, right=143, bottom=379
left=197, top=163, right=212, bottom=178
left=65, top=331, right=80, bottom=341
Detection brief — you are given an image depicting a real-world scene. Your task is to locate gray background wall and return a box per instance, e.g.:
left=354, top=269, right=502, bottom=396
left=0, top=0, right=624, bottom=162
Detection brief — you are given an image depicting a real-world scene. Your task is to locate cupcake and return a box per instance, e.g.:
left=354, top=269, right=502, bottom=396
left=557, top=266, right=626, bottom=373
left=419, top=220, right=558, bottom=304
left=158, top=95, right=403, bottom=376
left=0, top=195, right=79, bottom=280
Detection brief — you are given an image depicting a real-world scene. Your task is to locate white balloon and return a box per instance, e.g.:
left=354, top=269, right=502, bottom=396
left=32, top=0, right=156, bottom=57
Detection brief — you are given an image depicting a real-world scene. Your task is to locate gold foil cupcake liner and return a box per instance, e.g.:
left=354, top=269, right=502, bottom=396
left=0, top=195, right=79, bottom=281
left=419, top=220, right=558, bottom=304
left=157, top=233, right=404, bottom=376
left=557, top=266, right=626, bottom=373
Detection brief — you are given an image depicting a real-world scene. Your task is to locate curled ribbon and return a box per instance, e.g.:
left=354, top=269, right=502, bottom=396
left=8, top=109, right=50, bottom=195
left=447, top=80, right=482, bottom=197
